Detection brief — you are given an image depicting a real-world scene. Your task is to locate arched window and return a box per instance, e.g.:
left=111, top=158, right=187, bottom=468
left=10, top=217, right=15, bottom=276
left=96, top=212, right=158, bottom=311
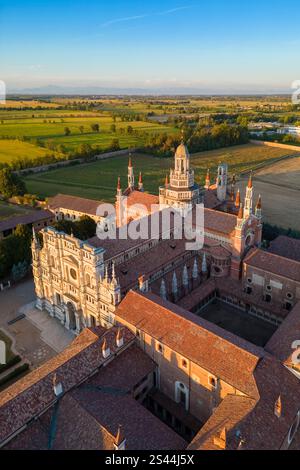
left=175, top=381, right=189, bottom=411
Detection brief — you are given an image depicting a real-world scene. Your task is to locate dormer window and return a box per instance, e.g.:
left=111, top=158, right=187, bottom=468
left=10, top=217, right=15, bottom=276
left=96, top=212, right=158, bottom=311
left=182, top=359, right=188, bottom=369
left=209, top=376, right=217, bottom=389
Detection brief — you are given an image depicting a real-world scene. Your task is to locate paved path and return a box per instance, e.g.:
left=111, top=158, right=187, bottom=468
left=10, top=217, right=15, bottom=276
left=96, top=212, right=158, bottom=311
left=0, top=278, right=74, bottom=369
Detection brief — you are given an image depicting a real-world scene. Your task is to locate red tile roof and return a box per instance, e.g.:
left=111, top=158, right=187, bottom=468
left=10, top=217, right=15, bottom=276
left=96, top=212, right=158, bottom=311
left=48, top=194, right=103, bottom=217
left=124, top=190, right=159, bottom=212
left=188, top=354, right=300, bottom=450
left=0, top=321, right=187, bottom=451
left=0, top=209, right=53, bottom=232
left=0, top=327, right=134, bottom=445
left=116, top=291, right=262, bottom=397
left=265, top=302, right=300, bottom=368
left=268, top=236, right=300, bottom=263
left=244, top=248, right=300, bottom=282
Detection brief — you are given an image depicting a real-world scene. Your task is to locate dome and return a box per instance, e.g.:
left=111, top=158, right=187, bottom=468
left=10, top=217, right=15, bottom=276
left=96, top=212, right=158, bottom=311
left=175, top=142, right=190, bottom=159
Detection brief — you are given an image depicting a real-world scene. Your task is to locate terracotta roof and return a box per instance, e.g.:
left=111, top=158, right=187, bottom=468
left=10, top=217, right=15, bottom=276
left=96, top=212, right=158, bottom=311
left=0, top=209, right=53, bottom=232
left=265, top=302, right=300, bottom=368
left=189, top=355, right=300, bottom=450
left=48, top=194, right=103, bottom=217
left=188, top=395, right=256, bottom=450
left=125, top=190, right=159, bottom=212
left=268, top=236, right=300, bottom=263
left=116, top=291, right=262, bottom=397
left=244, top=248, right=300, bottom=283
left=204, top=189, right=220, bottom=209
left=0, top=326, right=135, bottom=445
left=200, top=208, right=237, bottom=236
left=3, top=343, right=185, bottom=450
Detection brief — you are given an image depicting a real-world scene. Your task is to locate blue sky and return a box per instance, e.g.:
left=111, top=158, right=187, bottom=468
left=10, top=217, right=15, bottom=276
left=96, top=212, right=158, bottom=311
left=1, top=0, right=300, bottom=93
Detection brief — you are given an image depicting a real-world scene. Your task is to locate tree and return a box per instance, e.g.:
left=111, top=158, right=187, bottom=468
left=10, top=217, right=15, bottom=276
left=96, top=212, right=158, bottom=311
left=74, top=216, right=96, bottom=240
left=91, top=123, right=100, bottom=132
left=0, top=169, right=26, bottom=198
left=11, top=261, right=28, bottom=282
left=109, top=138, right=120, bottom=151
left=64, top=127, right=71, bottom=136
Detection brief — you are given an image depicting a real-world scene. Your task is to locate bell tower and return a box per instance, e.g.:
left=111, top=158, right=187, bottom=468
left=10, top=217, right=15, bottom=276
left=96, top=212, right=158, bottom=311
left=159, top=140, right=203, bottom=212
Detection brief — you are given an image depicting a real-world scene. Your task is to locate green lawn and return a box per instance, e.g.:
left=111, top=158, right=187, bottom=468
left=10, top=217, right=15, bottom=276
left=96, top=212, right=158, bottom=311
left=23, top=144, right=294, bottom=202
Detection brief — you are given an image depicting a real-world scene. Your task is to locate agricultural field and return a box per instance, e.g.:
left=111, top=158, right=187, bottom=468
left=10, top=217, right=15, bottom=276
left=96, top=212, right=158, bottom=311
left=23, top=143, right=296, bottom=202
left=0, top=140, right=54, bottom=165
left=0, top=112, right=177, bottom=162
left=237, top=155, right=300, bottom=230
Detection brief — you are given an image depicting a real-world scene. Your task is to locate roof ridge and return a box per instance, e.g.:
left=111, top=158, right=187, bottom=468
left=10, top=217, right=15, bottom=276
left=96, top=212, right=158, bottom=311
left=134, top=291, right=263, bottom=361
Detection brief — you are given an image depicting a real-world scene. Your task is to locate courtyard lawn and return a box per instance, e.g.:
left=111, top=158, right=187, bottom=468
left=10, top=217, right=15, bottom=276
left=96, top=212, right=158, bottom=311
left=23, top=143, right=295, bottom=202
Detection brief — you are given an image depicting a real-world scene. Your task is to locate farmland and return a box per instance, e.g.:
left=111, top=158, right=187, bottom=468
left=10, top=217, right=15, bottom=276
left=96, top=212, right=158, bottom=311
left=0, top=111, right=178, bottom=165
left=237, top=155, right=300, bottom=230
left=23, top=143, right=295, bottom=202
left=0, top=140, right=53, bottom=165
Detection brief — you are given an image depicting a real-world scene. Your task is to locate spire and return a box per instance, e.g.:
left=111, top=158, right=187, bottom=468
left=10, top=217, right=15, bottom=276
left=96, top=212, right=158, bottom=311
left=192, top=258, right=198, bottom=279
left=205, top=169, right=210, bottom=190
left=111, top=262, right=118, bottom=287
left=244, top=173, right=253, bottom=219
left=160, top=279, right=167, bottom=300
left=238, top=203, right=244, bottom=219
left=256, top=194, right=262, bottom=209
left=182, top=264, right=189, bottom=287
left=247, top=171, right=253, bottom=188
left=128, top=154, right=134, bottom=191
left=235, top=189, right=241, bottom=208
left=117, top=176, right=121, bottom=191
left=104, top=265, right=109, bottom=283
left=172, top=271, right=178, bottom=295
left=255, top=194, right=262, bottom=219
left=138, top=171, right=144, bottom=191
left=202, top=253, right=207, bottom=274
left=32, top=225, right=37, bottom=242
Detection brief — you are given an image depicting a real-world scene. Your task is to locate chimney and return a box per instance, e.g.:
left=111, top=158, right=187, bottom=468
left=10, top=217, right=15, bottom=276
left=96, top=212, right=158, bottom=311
left=116, top=328, right=124, bottom=348
left=213, top=427, right=227, bottom=449
left=114, top=425, right=126, bottom=450
left=274, top=395, right=282, bottom=418
left=53, top=373, right=63, bottom=397
left=102, top=337, right=111, bottom=359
